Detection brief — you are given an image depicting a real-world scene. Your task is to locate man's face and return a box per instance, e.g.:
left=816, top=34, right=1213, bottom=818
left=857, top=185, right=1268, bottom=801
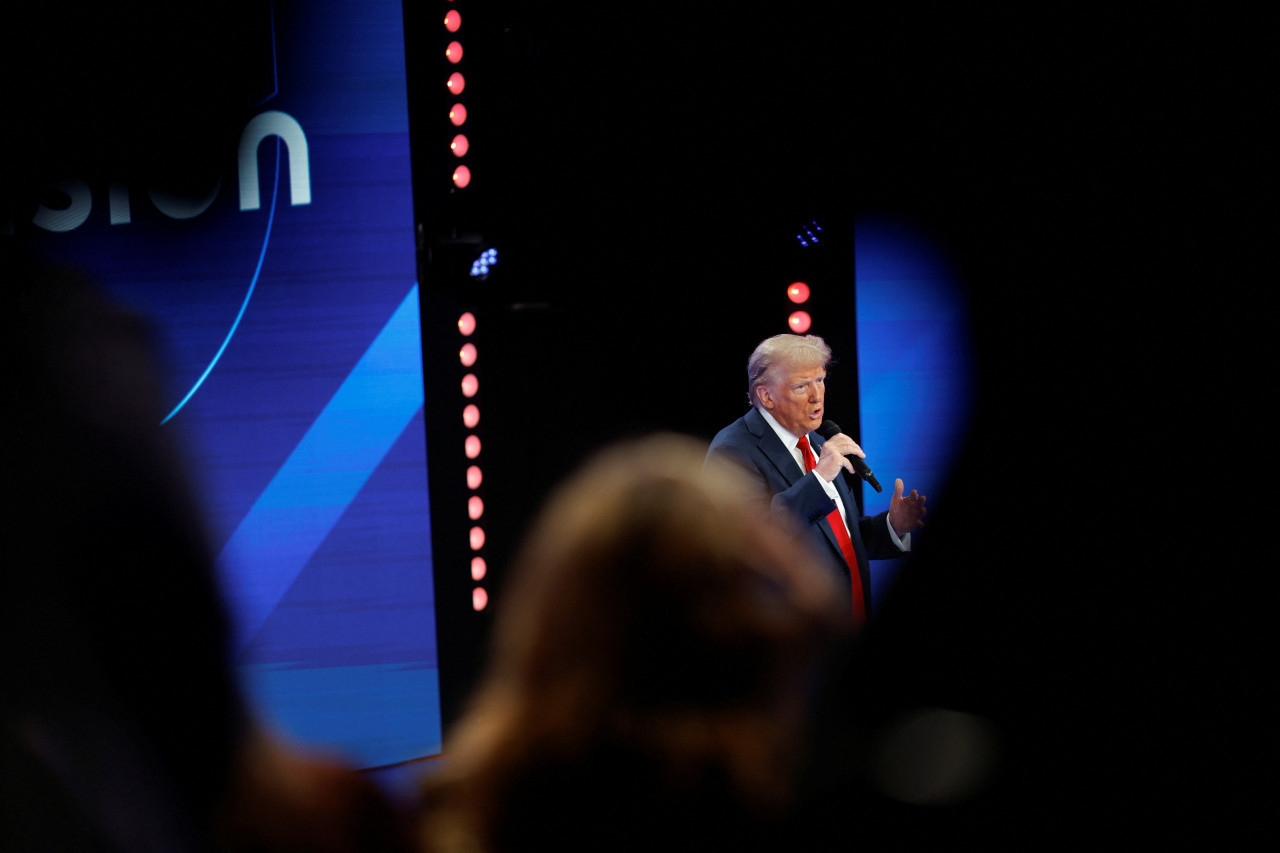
left=758, top=363, right=826, bottom=438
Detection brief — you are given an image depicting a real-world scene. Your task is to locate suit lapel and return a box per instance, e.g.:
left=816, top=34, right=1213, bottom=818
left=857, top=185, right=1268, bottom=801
left=831, top=464, right=860, bottom=519
left=811, top=432, right=868, bottom=564
left=745, top=407, right=804, bottom=486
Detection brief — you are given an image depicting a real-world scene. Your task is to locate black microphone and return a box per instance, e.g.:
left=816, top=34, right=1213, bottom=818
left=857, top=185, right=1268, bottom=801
left=817, top=420, right=883, bottom=493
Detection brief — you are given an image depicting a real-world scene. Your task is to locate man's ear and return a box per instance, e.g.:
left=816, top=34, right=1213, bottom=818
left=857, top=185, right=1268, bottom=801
left=755, top=384, right=773, bottom=409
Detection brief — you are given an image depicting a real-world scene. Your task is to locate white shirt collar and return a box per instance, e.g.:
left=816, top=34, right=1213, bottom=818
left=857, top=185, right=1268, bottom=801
left=759, top=407, right=811, bottom=469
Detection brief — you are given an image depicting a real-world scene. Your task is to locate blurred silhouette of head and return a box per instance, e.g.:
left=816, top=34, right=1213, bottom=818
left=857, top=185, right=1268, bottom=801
left=419, top=434, right=845, bottom=851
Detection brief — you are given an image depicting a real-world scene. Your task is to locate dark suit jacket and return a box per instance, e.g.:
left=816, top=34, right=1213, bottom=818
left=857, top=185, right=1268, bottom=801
left=705, top=407, right=899, bottom=609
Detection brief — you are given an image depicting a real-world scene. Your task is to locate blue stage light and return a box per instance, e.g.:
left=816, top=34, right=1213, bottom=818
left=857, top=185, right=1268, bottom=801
left=795, top=220, right=824, bottom=247
left=469, top=247, right=500, bottom=278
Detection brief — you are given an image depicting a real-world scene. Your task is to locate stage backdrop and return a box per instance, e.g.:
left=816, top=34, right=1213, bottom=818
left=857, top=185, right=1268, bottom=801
left=25, top=0, right=441, bottom=768
left=855, top=217, right=973, bottom=601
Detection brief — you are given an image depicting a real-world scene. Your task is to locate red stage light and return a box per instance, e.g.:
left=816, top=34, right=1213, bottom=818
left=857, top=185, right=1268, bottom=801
left=453, top=165, right=471, bottom=188
left=469, top=526, right=485, bottom=550
left=450, top=134, right=469, bottom=157
left=472, top=587, right=488, bottom=611
left=466, top=465, right=483, bottom=489
left=459, top=342, right=477, bottom=366
left=463, top=404, right=480, bottom=428
left=471, top=557, right=487, bottom=581
left=446, top=41, right=463, bottom=64
left=468, top=495, right=484, bottom=521
left=447, top=72, right=465, bottom=95
left=464, top=434, right=481, bottom=459
left=461, top=373, right=478, bottom=397
left=444, top=10, right=461, bottom=32
left=787, top=281, right=810, bottom=303
left=457, top=311, right=476, bottom=335
left=449, top=103, right=467, bottom=127
left=788, top=310, right=812, bottom=333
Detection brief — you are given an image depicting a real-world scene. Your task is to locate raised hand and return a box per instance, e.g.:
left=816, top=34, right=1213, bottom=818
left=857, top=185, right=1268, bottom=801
left=888, top=477, right=926, bottom=537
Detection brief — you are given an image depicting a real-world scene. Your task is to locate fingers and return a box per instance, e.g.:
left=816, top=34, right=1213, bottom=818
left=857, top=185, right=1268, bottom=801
left=892, top=480, right=926, bottom=504
left=823, top=434, right=864, bottom=459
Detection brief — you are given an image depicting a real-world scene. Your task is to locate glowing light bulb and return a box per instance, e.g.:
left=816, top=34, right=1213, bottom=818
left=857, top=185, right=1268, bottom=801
left=788, top=310, right=812, bottom=333
left=446, top=41, right=463, bottom=64
left=460, top=342, right=477, bottom=366
left=471, top=557, right=487, bottom=581
left=449, top=103, right=467, bottom=127
left=451, top=133, right=469, bottom=157
left=463, top=404, right=480, bottom=428
left=787, top=282, right=810, bottom=303
left=461, top=373, right=478, bottom=397
left=468, top=495, right=484, bottom=520
left=469, top=247, right=499, bottom=278
left=453, top=165, right=471, bottom=188
left=447, top=72, right=465, bottom=95
left=466, top=465, right=483, bottom=489
left=465, top=434, right=481, bottom=459
left=473, top=587, right=488, bottom=611
left=458, top=311, right=476, bottom=336
left=445, top=10, right=462, bottom=32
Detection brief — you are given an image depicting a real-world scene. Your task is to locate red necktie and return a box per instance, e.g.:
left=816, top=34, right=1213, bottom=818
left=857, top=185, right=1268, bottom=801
left=798, top=437, right=866, bottom=624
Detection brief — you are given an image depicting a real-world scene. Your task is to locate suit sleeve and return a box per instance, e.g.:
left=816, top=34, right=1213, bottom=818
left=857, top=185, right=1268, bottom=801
left=705, top=435, right=836, bottom=535
left=857, top=510, right=901, bottom=561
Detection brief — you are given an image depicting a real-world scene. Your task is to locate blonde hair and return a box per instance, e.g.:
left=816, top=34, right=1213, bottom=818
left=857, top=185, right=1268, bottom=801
left=746, top=334, right=832, bottom=407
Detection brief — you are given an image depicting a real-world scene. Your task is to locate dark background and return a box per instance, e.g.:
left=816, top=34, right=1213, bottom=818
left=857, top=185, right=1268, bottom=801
left=411, top=2, right=1274, bottom=577
left=5, top=2, right=1273, bottom=844
left=413, top=3, right=1276, bottom=844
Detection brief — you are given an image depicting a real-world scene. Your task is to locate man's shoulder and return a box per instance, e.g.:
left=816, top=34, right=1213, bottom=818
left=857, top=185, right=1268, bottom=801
left=708, top=409, right=762, bottom=448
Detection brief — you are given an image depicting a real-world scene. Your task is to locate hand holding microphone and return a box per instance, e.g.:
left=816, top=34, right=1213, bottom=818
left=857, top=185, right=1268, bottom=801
left=816, top=420, right=883, bottom=493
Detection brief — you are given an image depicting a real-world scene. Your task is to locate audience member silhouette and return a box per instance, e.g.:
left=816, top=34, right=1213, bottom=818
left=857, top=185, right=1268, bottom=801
left=416, top=435, right=846, bottom=853
left=2, top=237, right=414, bottom=853
left=3, top=5, right=412, bottom=849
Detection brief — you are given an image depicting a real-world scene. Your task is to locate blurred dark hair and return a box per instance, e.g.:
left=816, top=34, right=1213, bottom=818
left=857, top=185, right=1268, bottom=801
left=419, top=434, right=845, bottom=852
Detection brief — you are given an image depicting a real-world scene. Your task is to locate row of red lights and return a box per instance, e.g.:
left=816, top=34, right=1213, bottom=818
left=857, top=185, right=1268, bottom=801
left=447, top=3, right=483, bottom=610
left=458, top=310, right=487, bottom=611
left=445, top=3, right=472, bottom=189
left=787, top=281, right=812, bottom=332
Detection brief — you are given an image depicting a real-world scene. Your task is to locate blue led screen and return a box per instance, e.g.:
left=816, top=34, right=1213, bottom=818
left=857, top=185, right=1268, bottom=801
left=855, top=217, right=974, bottom=602
left=24, top=0, right=441, bottom=768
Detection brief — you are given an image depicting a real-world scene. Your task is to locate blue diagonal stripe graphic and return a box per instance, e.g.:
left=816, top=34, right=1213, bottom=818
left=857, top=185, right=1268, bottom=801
left=219, top=283, right=425, bottom=654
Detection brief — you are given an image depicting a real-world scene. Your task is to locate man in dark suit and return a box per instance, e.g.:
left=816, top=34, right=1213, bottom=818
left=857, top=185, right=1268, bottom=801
left=705, top=334, right=925, bottom=620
